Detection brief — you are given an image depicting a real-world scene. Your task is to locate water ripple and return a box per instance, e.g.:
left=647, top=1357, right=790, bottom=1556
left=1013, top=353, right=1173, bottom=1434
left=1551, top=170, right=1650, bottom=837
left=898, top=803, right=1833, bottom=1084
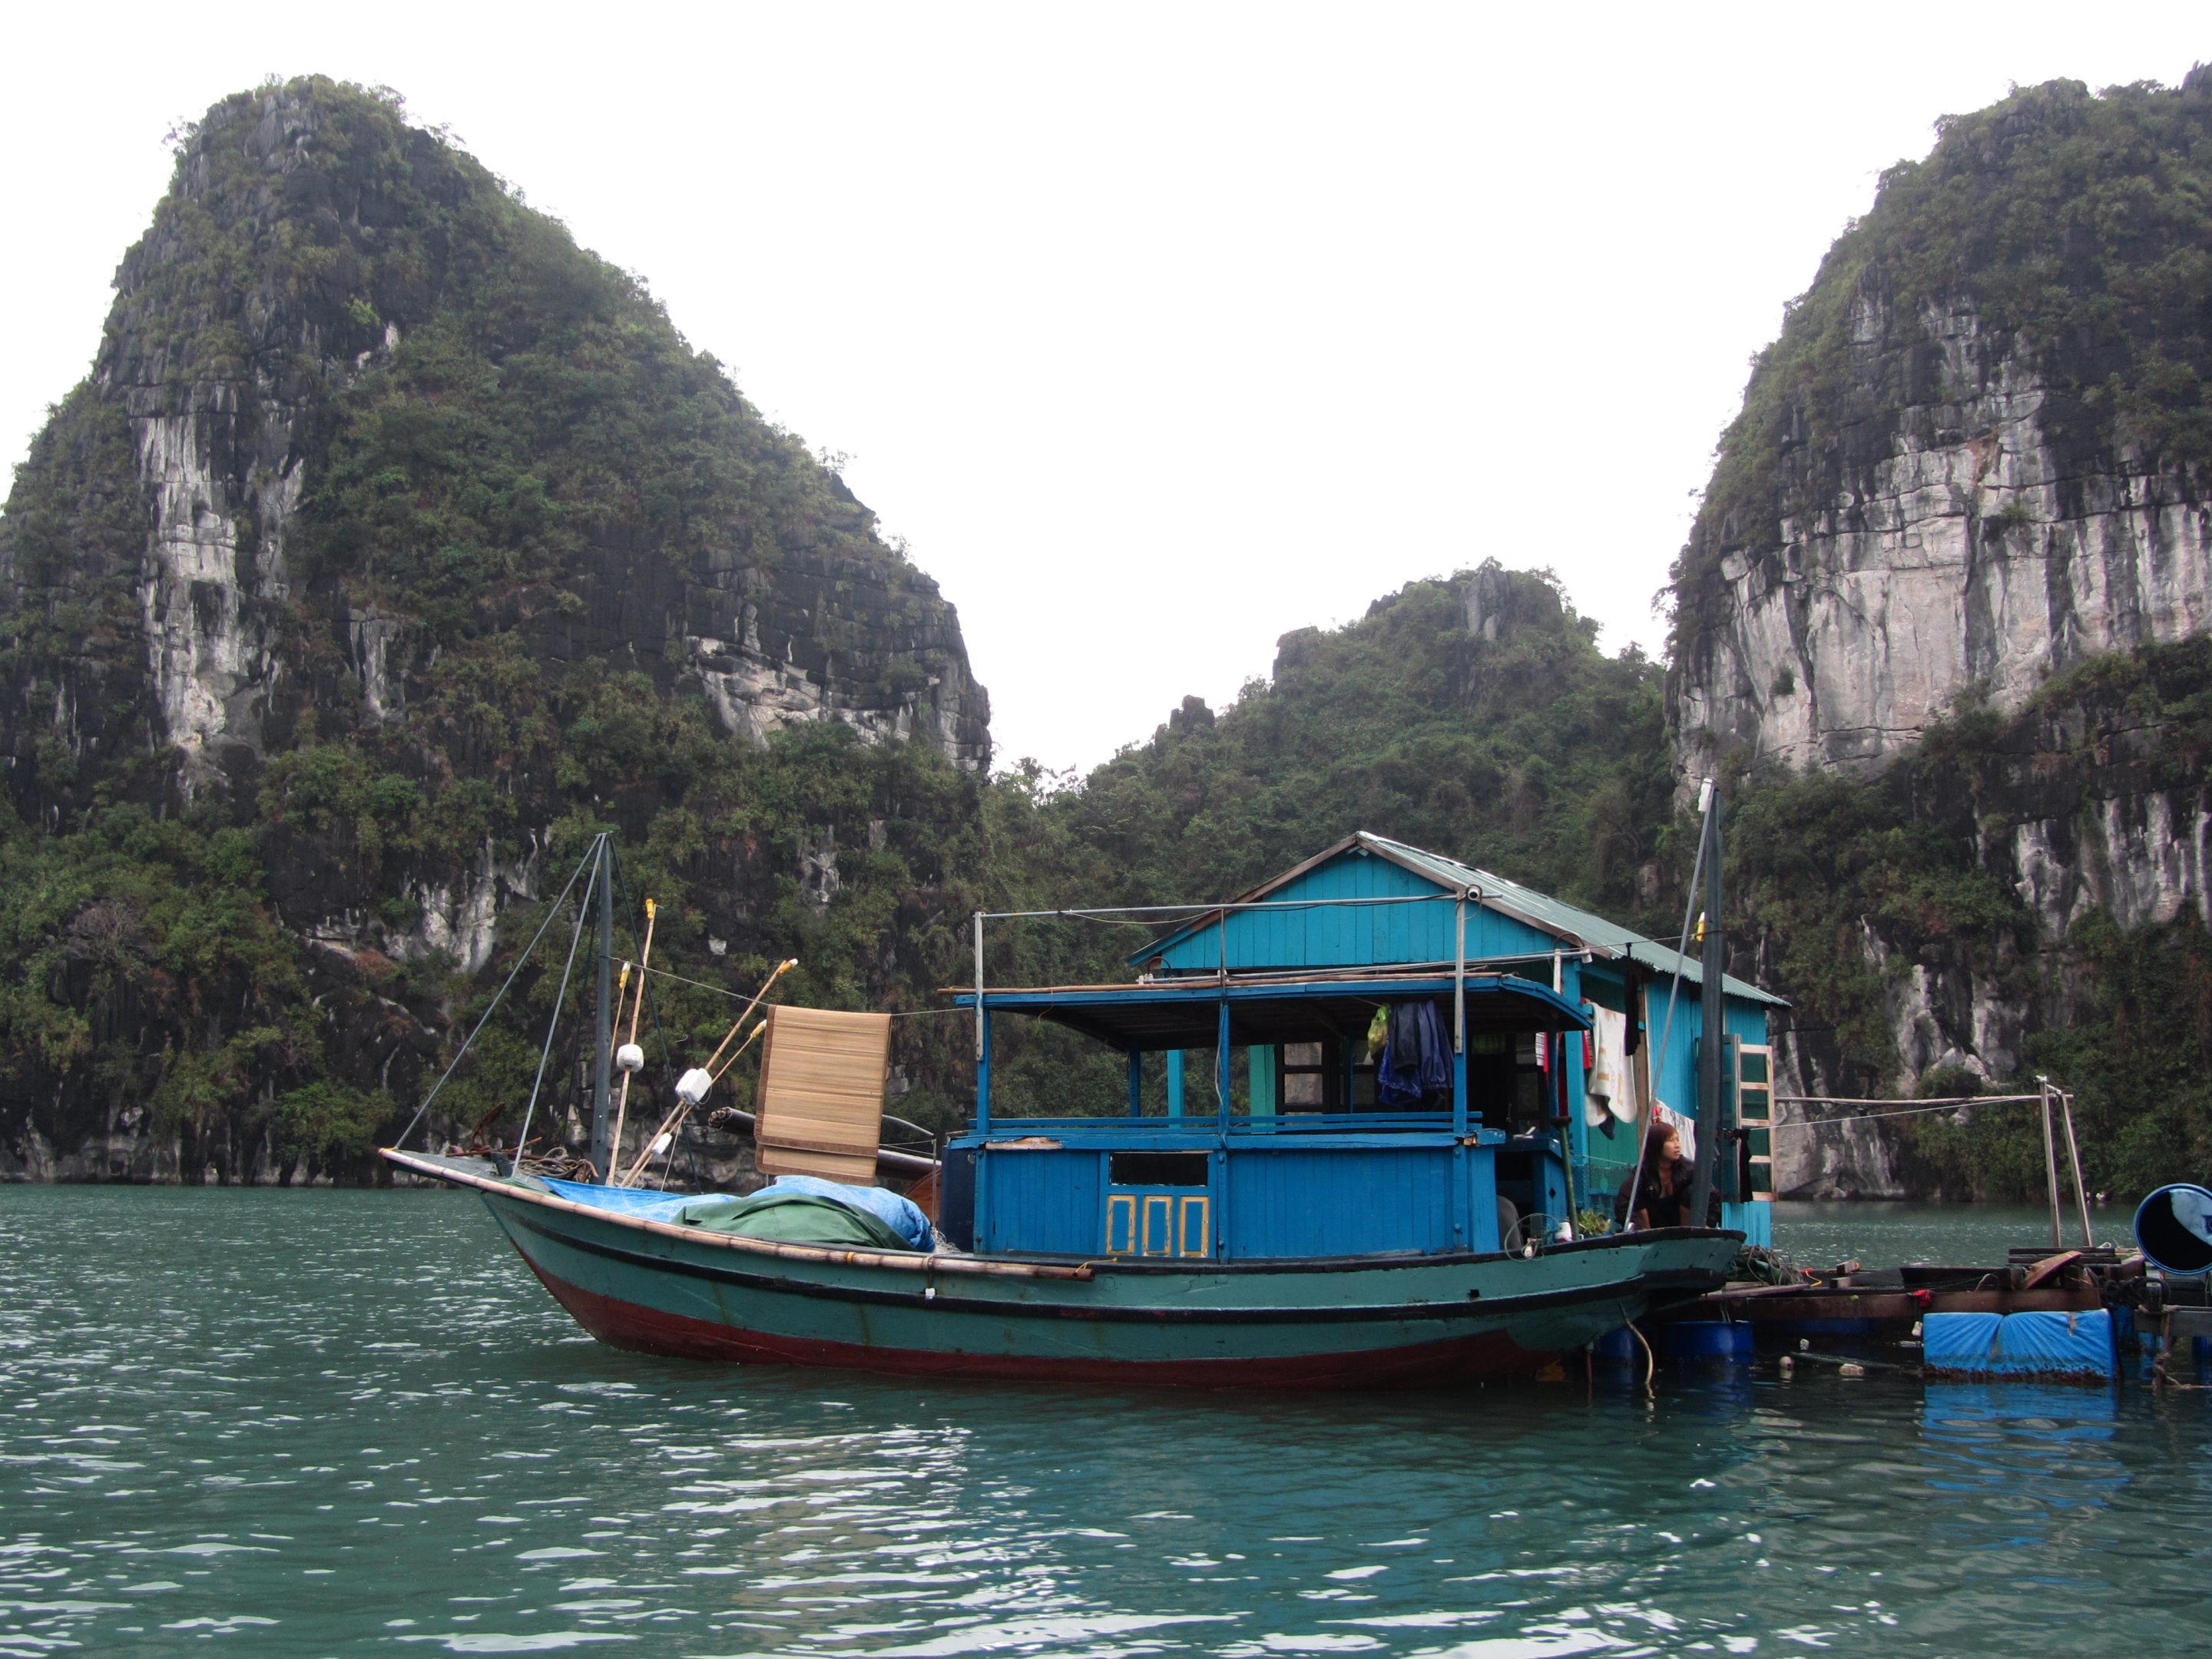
left=1, top=1188, right=2206, bottom=1655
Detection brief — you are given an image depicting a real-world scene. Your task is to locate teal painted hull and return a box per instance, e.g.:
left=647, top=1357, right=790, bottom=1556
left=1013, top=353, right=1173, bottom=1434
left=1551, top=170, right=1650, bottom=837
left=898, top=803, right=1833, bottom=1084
left=386, top=1151, right=1738, bottom=1388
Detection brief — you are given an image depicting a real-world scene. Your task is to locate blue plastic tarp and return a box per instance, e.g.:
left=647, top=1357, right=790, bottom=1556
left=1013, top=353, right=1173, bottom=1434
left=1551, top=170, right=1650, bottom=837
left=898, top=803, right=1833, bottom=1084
left=540, top=1178, right=706, bottom=1220
left=1923, top=1312, right=2002, bottom=1372
left=1925, top=1310, right=2116, bottom=1379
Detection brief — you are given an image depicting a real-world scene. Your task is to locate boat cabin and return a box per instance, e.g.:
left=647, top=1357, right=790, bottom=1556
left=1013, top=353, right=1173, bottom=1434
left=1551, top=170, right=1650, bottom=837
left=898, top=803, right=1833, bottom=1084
left=939, top=832, right=1782, bottom=1260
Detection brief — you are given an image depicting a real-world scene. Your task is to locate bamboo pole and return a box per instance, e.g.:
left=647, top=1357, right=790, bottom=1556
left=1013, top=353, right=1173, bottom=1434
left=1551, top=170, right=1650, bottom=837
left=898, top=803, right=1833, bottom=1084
left=701, top=958, right=797, bottom=1075
left=621, top=1018, right=765, bottom=1187
left=605, top=898, right=657, bottom=1182
left=619, top=958, right=793, bottom=1187
left=2060, top=1088, right=2094, bottom=1247
left=711, top=1015, right=768, bottom=1084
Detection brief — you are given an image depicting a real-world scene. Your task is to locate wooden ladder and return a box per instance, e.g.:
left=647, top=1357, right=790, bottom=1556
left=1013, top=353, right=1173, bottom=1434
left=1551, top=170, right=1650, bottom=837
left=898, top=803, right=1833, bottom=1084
left=1736, top=1041, right=1775, bottom=1202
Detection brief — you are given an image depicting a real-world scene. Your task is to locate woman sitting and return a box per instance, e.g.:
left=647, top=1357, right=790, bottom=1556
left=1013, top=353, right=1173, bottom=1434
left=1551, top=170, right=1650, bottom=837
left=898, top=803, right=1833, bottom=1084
left=1615, top=1122, right=1707, bottom=1229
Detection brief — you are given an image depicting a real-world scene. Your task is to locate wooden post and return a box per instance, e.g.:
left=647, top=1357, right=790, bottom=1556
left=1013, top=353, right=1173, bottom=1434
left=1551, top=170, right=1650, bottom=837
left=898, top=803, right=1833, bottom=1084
left=2038, top=1077, right=2063, bottom=1249
left=2060, top=1088, right=2094, bottom=1247
left=1166, top=1050, right=1185, bottom=1118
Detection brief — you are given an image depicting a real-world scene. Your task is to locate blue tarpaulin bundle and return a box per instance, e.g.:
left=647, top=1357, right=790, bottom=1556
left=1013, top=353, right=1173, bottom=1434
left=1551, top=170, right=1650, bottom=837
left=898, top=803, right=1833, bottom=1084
left=540, top=1174, right=935, bottom=1251
left=1924, top=1310, right=2116, bottom=1380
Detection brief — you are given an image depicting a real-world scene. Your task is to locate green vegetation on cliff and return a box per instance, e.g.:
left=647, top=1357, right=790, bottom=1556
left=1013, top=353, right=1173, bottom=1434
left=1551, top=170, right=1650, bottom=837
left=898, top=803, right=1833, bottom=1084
left=1720, top=636, right=2212, bottom=1199
left=1006, top=565, right=1674, bottom=925
left=971, top=565, right=1681, bottom=1118
left=8, top=74, right=2212, bottom=1204
left=0, top=78, right=986, bottom=1177
left=1679, top=70, right=2212, bottom=646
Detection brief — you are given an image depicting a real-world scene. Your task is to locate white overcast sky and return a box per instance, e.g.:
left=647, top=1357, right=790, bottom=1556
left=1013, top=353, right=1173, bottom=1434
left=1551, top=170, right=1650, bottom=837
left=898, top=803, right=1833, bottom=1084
left=4, top=5, right=2204, bottom=773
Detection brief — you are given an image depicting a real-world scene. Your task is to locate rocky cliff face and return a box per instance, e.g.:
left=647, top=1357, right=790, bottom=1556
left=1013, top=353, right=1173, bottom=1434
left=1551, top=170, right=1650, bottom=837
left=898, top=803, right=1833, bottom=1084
left=1667, top=75, right=2212, bottom=1197
left=0, top=80, right=989, bottom=1181
left=1673, top=287, right=2212, bottom=783
left=1674, top=74, right=2212, bottom=786
left=12, top=81, right=985, bottom=818
left=1754, top=646, right=2212, bottom=1196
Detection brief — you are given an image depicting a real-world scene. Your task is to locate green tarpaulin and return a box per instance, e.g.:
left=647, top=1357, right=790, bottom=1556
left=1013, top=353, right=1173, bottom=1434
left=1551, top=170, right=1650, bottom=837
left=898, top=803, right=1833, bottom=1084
left=675, top=1190, right=913, bottom=1251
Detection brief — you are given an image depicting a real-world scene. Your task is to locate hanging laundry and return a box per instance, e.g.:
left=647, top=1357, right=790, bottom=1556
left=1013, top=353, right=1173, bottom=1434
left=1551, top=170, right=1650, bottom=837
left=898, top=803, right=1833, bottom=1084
left=1376, top=1001, right=1452, bottom=1108
left=1584, top=1007, right=1640, bottom=1131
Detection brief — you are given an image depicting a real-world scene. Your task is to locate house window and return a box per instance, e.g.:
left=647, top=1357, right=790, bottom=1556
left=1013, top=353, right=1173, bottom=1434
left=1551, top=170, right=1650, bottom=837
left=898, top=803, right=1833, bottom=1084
left=1278, top=1039, right=1348, bottom=1109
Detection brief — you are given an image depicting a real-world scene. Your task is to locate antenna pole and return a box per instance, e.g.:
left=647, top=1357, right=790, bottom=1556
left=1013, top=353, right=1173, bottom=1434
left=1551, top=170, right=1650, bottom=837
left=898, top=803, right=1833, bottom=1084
left=589, top=833, right=615, bottom=1177
left=1687, top=781, right=1724, bottom=1230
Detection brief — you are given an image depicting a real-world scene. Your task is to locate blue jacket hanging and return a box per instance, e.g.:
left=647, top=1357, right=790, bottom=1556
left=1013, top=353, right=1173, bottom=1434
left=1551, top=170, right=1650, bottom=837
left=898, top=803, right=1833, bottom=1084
left=1376, top=1000, right=1452, bottom=1108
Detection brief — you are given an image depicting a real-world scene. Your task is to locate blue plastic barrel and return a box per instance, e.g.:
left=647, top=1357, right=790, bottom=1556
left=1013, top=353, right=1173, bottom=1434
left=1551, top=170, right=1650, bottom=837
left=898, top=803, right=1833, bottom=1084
left=2133, top=1184, right=2212, bottom=1275
left=1591, top=1326, right=1640, bottom=1364
left=1664, top=1320, right=1754, bottom=1362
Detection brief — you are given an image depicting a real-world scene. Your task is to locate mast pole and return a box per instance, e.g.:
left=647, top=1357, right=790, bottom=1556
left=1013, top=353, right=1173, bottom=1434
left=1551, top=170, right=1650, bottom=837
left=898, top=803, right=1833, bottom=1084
left=590, top=833, right=615, bottom=1178
left=1687, top=781, right=1724, bottom=1230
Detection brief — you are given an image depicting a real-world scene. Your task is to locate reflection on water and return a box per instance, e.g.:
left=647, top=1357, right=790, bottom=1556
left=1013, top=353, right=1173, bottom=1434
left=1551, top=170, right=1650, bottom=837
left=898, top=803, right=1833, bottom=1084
left=2, top=1188, right=2207, bottom=1657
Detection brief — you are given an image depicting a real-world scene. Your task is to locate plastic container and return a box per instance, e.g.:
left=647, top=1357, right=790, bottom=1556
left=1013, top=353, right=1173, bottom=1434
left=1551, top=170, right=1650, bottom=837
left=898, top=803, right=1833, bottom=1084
left=2133, top=1184, right=2212, bottom=1275
left=1590, top=1326, right=1640, bottom=1364
left=1663, top=1320, right=1754, bottom=1362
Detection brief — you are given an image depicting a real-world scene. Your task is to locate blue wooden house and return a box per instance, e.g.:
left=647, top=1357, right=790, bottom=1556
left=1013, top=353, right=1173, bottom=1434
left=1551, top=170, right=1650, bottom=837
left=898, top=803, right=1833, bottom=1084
left=942, top=831, right=1782, bottom=1260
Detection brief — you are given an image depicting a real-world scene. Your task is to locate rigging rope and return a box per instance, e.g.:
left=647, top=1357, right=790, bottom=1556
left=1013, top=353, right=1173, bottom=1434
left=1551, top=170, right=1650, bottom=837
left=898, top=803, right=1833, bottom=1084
left=1770, top=1094, right=2045, bottom=1129
left=628, top=959, right=958, bottom=1015
left=511, top=836, right=601, bottom=1168
left=392, top=838, right=599, bottom=1151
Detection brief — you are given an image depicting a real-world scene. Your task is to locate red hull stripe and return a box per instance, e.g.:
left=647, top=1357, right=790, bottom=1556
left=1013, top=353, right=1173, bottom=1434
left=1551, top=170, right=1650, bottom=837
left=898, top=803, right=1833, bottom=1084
left=521, top=1260, right=1558, bottom=1389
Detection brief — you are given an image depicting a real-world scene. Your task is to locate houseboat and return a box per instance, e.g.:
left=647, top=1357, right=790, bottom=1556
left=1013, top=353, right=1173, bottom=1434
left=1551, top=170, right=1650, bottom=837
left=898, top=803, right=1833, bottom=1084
left=385, top=826, right=1778, bottom=1387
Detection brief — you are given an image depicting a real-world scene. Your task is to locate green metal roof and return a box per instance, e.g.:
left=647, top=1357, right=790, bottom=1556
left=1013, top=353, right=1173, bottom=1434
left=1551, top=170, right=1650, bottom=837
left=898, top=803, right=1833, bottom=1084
left=1141, top=830, right=1786, bottom=1007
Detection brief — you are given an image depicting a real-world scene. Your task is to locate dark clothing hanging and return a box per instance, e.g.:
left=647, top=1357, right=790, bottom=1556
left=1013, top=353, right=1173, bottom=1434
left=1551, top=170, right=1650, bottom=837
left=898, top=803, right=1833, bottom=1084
left=1376, top=1000, right=1452, bottom=1108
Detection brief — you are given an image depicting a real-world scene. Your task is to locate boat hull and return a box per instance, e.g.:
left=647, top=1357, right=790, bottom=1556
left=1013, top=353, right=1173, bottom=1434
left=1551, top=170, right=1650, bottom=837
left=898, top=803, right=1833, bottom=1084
left=389, top=1151, right=1740, bottom=1388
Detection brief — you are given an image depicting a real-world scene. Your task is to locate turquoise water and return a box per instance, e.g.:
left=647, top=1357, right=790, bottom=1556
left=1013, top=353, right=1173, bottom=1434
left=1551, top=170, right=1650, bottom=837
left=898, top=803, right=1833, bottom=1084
left=2, top=1188, right=2207, bottom=1657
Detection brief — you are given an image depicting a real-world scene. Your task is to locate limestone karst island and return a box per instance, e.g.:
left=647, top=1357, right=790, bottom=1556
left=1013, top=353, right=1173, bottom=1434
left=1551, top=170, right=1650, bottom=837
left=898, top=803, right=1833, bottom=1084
left=3, top=58, right=2211, bottom=1659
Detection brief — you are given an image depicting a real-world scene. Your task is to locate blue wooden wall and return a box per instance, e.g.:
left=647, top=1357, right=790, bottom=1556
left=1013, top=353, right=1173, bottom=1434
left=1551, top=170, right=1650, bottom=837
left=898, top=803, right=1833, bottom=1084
left=1152, top=851, right=1560, bottom=973
left=1225, top=1148, right=1457, bottom=1257
left=972, top=1140, right=1499, bottom=1258
left=980, top=1151, right=1103, bottom=1255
